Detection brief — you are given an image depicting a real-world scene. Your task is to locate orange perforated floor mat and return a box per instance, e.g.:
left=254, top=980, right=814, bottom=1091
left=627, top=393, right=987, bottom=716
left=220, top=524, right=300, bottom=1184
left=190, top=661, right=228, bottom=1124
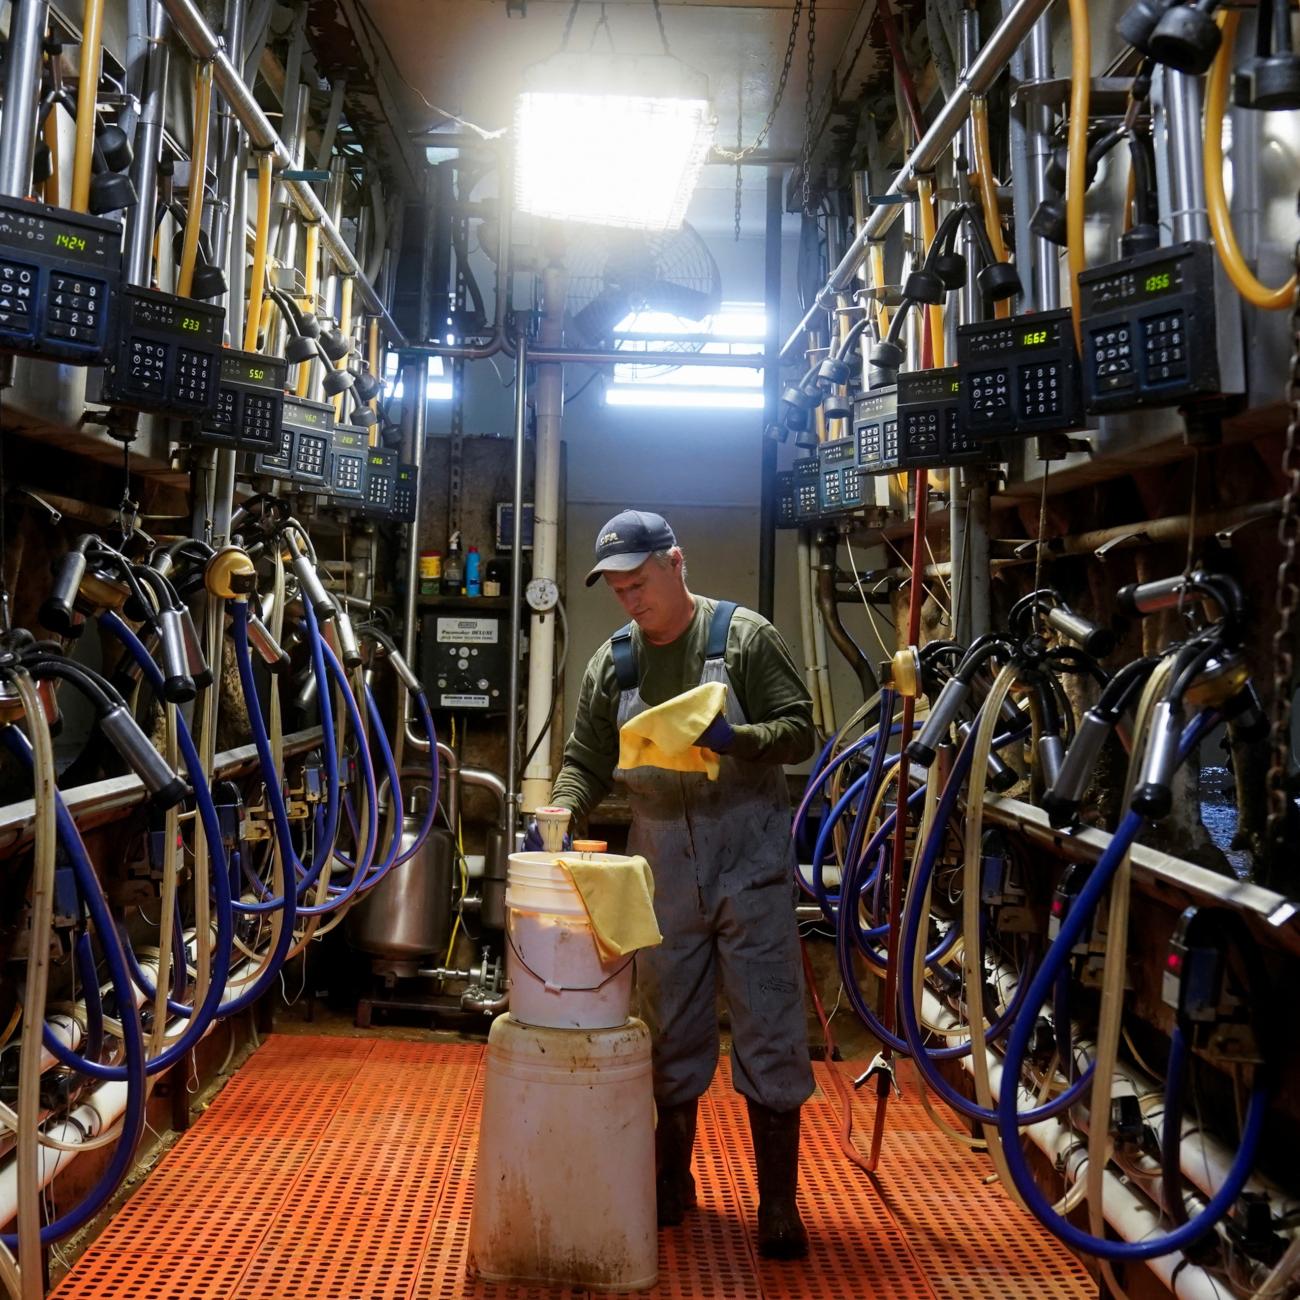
left=52, top=1034, right=1096, bottom=1300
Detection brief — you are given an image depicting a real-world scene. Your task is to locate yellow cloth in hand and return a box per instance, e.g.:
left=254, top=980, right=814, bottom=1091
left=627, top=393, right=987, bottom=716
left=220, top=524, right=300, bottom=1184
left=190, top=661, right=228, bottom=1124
left=559, top=855, right=662, bottom=962
left=617, top=681, right=727, bottom=780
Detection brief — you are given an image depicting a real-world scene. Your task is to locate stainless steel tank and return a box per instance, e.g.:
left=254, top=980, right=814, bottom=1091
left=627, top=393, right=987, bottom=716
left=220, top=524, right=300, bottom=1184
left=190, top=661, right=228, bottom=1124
left=346, top=823, right=454, bottom=978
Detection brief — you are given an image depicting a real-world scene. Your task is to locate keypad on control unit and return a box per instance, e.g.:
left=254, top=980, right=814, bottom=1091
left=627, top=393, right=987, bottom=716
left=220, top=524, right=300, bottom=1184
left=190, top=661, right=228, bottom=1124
left=1141, top=312, right=1187, bottom=383
left=335, top=454, right=363, bottom=492
left=0, top=262, right=36, bottom=333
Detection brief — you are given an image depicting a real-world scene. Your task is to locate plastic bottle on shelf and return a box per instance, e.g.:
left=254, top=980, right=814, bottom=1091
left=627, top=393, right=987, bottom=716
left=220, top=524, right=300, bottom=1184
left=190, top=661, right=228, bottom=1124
left=442, top=533, right=463, bottom=596
left=484, top=557, right=507, bottom=598
left=419, top=550, right=442, bottom=596
left=465, top=546, right=482, bottom=597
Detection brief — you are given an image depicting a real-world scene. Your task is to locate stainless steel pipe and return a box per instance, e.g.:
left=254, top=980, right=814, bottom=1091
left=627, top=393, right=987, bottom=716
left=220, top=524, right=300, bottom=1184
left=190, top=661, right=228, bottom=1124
left=0, top=0, right=49, bottom=199
left=123, top=0, right=169, bottom=286
left=504, top=331, right=528, bottom=833
left=780, top=0, right=1055, bottom=359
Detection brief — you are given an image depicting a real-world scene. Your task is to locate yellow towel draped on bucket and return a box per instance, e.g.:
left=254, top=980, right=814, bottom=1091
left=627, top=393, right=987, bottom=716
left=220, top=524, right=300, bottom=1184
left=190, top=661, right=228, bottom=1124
left=558, top=855, right=663, bottom=962
left=617, top=681, right=727, bottom=780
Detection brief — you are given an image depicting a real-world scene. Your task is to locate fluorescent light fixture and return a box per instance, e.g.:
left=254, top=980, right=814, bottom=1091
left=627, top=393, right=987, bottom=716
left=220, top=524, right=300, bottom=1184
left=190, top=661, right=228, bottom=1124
left=514, top=52, right=716, bottom=231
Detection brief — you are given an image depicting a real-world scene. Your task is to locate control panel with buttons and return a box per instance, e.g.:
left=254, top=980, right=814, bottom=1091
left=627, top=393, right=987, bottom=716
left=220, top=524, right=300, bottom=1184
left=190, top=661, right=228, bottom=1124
left=253, top=395, right=331, bottom=486
left=896, top=367, right=986, bottom=468
left=0, top=196, right=121, bottom=363
left=361, top=447, right=398, bottom=519
left=191, top=350, right=287, bottom=452
left=319, top=425, right=368, bottom=509
left=854, top=385, right=900, bottom=474
left=392, top=463, right=418, bottom=523
left=818, top=437, right=865, bottom=515
left=775, top=470, right=798, bottom=529
left=98, top=287, right=223, bottom=416
left=1078, top=242, right=1220, bottom=413
left=420, top=609, right=512, bottom=714
left=956, top=308, right=1082, bottom=439
left=791, top=457, right=822, bottom=522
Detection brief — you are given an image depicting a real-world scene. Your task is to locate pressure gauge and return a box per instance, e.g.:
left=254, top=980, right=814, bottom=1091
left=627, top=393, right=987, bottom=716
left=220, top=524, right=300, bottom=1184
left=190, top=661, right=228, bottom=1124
left=525, top=577, right=559, bottom=612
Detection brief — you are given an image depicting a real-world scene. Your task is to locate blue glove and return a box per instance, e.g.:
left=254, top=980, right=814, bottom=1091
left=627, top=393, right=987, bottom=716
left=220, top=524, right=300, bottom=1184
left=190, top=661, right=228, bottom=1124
left=694, top=713, right=735, bottom=754
left=523, top=820, right=572, bottom=852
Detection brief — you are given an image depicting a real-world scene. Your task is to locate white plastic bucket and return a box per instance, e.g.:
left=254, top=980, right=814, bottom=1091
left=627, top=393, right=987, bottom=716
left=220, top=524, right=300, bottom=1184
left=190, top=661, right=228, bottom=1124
left=469, top=1015, right=657, bottom=1291
left=505, top=851, right=635, bottom=1031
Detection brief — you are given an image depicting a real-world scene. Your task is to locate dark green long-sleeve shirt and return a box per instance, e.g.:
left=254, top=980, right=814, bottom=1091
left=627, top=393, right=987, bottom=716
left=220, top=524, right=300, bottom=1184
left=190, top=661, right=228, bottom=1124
left=550, top=596, right=815, bottom=820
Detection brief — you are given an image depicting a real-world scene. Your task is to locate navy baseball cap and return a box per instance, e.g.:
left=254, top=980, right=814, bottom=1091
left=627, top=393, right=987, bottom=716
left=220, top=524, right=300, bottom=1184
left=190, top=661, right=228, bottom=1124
left=584, top=510, right=677, bottom=587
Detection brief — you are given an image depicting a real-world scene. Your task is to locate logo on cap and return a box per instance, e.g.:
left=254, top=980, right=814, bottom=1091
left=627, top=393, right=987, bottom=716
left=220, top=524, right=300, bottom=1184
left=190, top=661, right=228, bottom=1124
left=599, top=532, right=621, bottom=546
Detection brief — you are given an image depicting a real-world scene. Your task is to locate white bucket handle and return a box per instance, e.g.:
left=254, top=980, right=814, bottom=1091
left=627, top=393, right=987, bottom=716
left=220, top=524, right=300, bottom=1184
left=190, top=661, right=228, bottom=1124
left=505, top=911, right=634, bottom=993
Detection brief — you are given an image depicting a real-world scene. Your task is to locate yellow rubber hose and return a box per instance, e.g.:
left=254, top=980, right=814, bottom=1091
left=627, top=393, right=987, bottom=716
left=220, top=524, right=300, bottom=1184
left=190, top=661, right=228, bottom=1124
left=333, top=274, right=353, bottom=423
left=70, top=0, right=105, bottom=212
left=970, top=98, right=1011, bottom=320
left=917, top=176, right=945, bottom=365
left=869, top=241, right=891, bottom=339
left=368, top=315, right=381, bottom=421
left=243, top=150, right=273, bottom=352
left=177, top=60, right=214, bottom=298
left=295, top=221, right=321, bottom=396
left=1066, top=0, right=1092, bottom=350
left=1206, top=10, right=1296, bottom=310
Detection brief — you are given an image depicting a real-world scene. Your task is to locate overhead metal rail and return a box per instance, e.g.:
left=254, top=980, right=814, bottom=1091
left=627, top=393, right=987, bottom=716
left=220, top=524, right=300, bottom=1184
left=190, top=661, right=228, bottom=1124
left=159, top=0, right=407, bottom=345
left=984, top=794, right=1300, bottom=957
left=0, top=728, right=324, bottom=851
left=780, top=0, right=1055, bottom=360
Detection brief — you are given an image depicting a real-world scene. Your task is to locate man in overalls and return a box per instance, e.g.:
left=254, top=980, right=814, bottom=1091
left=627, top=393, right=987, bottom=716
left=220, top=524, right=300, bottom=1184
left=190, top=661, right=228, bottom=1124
left=549, top=510, right=816, bottom=1259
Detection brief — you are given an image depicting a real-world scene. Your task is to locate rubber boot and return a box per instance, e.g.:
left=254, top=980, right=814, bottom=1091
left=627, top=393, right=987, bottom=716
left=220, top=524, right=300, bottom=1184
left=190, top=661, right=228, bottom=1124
left=655, top=1098, right=699, bottom=1227
left=746, top=1098, right=808, bottom=1259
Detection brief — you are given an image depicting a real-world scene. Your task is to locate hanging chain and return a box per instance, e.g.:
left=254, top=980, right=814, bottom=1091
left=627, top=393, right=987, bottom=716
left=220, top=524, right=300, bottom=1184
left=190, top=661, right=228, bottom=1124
left=1264, top=224, right=1300, bottom=872
left=715, top=0, right=803, bottom=162
left=801, top=0, right=818, bottom=214
left=650, top=0, right=671, bottom=55
left=560, top=0, right=583, bottom=48
left=734, top=77, right=744, bottom=242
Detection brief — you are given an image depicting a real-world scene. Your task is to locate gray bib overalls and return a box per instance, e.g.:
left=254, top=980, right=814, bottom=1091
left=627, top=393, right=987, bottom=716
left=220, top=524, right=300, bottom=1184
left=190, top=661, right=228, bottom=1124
left=611, top=600, right=815, bottom=1114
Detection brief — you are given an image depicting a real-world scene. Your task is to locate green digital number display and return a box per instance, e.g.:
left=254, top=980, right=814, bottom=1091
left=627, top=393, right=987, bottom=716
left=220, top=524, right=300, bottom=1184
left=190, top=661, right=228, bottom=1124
left=181, top=316, right=201, bottom=332
left=369, top=454, right=386, bottom=467
left=54, top=232, right=87, bottom=254
left=249, top=367, right=265, bottom=380
left=949, top=379, right=960, bottom=393
left=1144, top=271, right=1172, bottom=294
left=1022, top=329, right=1049, bottom=347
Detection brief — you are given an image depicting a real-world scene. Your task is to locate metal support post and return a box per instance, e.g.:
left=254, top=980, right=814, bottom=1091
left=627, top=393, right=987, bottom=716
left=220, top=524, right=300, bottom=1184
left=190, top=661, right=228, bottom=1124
left=123, top=1, right=169, bottom=287
left=505, top=331, right=528, bottom=836
left=1155, top=67, right=1210, bottom=245
left=759, top=170, right=782, bottom=621
left=0, top=0, right=49, bottom=199
left=959, top=9, right=981, bottom=328
left=209, top=0, right=246, bottom=306
left=967, top=475, right=991, bottom=637
left=1026, top=17, right=1059, bottom=310
left=520, top=268, right=565, bottom=811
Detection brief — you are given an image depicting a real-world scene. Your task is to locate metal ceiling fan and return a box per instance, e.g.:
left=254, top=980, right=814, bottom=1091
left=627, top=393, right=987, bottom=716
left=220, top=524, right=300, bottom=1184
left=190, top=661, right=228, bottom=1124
left=564, top=223, right=723, bottom=376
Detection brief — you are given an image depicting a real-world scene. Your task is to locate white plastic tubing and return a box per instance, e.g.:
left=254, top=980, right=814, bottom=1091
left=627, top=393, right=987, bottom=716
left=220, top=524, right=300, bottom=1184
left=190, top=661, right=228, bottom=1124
left=0, top=957, right=253, bottom=1229
left=917, top=980, right=1295, bottom=1299
left=520, top=265, right=566, bottom=812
